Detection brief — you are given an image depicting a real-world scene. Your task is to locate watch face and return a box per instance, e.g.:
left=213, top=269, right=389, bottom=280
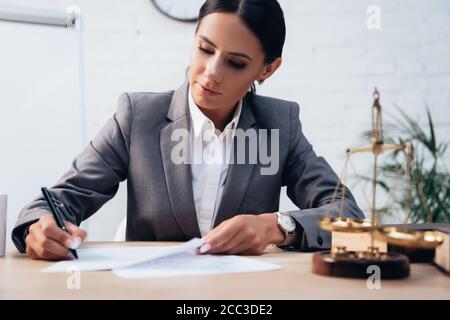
left=152, top=0, right=205, bottom=22
left=280, top=215, right=296, bottom=232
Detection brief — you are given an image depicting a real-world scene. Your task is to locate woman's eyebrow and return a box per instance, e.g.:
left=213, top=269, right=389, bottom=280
left=199, top=35, right=253, bottom=61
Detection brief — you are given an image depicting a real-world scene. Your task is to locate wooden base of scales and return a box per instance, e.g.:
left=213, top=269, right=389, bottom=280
left=312, top=247, right=410, bottom=279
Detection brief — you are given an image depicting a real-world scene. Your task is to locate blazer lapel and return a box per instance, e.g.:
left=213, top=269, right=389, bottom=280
left=213, top=95, right=257, bottom=227
left=160, top=81, right=201, bottom=239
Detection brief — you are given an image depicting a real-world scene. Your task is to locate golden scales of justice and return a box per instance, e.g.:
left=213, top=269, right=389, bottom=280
left=311, top=88, right=444, bottom=279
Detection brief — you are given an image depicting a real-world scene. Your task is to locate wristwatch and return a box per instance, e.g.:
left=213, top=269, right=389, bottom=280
left=275, top=212, right=296, bottom=246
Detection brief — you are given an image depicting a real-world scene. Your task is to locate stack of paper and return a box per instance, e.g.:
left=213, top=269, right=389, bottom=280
left=42, top=238, right=282, bottom=278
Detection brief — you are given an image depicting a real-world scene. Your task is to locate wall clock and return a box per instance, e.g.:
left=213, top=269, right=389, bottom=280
left=151, top=0, right=205, bottom=22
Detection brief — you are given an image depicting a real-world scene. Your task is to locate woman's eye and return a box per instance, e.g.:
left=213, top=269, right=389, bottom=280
left=198, top=46, right=213, bottom=55
left=197, top=46, right=246, bottom=70
left=229, top=61, right=246, bottom=70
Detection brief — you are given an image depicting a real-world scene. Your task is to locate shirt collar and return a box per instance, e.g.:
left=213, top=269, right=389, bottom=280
left=188, top=86, right=242, bottom=137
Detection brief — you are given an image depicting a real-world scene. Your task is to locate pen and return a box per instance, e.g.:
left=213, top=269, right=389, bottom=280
left=41, top=187, right=78, bottom=259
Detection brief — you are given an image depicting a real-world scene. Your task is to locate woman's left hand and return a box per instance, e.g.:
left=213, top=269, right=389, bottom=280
left=198, top=213, right=286, bottom=255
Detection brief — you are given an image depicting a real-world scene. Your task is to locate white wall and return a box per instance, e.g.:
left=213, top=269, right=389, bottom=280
left=1, top=0, right=449, bottom=240
left=0, top=15, right=84, bottom=241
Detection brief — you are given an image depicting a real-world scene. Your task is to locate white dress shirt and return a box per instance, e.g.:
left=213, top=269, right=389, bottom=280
left=188, top=88, right=243, bottom=237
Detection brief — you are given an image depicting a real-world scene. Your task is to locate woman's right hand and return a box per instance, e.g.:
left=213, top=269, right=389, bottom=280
left=25, top=213, right=87, bottom=261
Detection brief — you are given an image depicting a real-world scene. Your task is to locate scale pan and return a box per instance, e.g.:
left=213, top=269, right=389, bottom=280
left=317, top=217, right=378, bottom=233
left=376, top=227, right=444, bottom=249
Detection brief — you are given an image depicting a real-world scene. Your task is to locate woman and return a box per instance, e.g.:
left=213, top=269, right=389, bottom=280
left=12, top=0, right=364, bottom=260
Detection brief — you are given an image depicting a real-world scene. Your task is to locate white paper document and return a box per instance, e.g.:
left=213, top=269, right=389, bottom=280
left=42, top=237, right=282, bottom=278
left=42, top=238, right=204, bottom=272
left=113, top=251, right=282, bottom=279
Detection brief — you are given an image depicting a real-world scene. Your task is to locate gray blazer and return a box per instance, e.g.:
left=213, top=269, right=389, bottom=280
left=12, top=81, right=364, bottom=253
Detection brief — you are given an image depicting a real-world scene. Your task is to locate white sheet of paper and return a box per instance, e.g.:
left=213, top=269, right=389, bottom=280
left=113, top=251, right=282, bottom=279
left=42, top=238, right=204, bottom=272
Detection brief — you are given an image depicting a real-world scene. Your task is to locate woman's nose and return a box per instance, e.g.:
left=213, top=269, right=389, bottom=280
left=204, top=57, right=223, bottom=82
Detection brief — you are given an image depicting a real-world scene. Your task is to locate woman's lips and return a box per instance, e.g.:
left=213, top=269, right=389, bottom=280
left=197, top=82, right=221, bottom=96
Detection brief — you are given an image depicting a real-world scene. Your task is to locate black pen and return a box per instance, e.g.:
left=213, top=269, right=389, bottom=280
left=41, top=187, right=78, bottom=259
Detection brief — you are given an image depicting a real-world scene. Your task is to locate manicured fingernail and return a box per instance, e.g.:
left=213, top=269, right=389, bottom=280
left=199, top=244, right=211, bottom=254
left=72, top=237, right=81, bottom=249
left=65, top=237, right=81, bottom=249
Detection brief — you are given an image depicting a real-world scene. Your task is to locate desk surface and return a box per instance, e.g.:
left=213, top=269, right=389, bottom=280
left=1, top=241, right=449, bottom=299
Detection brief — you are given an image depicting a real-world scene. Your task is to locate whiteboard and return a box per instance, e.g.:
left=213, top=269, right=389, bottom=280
left=0, top=6, right=84, bottom=244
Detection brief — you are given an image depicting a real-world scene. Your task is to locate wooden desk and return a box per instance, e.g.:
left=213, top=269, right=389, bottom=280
left=1, top=242, right=449, bottom=299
